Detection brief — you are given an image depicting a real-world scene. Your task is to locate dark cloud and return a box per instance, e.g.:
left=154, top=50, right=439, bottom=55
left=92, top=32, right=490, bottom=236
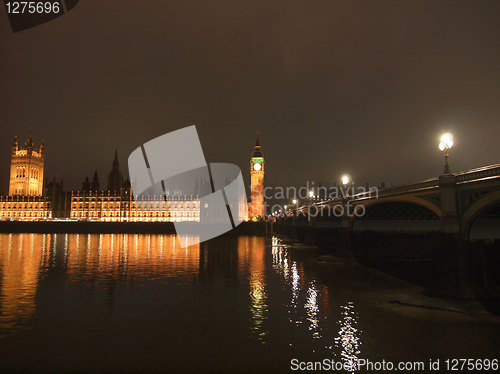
left=1, top=1, right=500, bottom=195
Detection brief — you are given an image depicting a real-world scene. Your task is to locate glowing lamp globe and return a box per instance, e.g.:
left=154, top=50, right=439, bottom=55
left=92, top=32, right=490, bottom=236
left=341, top=174, right=351, bottom=186
left=439, top=133, right=454, bottom=152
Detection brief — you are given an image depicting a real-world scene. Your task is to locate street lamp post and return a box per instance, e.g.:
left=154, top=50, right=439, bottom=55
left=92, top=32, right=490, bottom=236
left=340, top=174, right=351, bottom=229
left=439, top=133, right=454, bottom=174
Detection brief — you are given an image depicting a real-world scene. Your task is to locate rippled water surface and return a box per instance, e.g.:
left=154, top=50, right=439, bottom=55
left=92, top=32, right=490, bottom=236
left=0, top=233, right=499, bottom=373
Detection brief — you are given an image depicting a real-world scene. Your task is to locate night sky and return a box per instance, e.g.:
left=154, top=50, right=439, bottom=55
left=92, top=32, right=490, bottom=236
left=1, top=1, right=500, bottom=195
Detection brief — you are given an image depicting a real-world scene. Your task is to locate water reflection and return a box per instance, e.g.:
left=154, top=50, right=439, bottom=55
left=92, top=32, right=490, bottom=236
left=271, top=236, right=362, bottom=363
left=0, top=233, right=359, bottom=356
left=237, top=237, right=269, bottom=342
left=0, top=234, right=273, bottom=339
left=62, top=233, right=201, bottom=281
left=0, top=233, right=205, bottom=333
left=305, top=280, right=320, bottom=339
left=271, top=237, right=302, bottom=325
left=0, top=233, right=497, bottom=372
left=271, top=237, right=330, bottom=346
left=0, top=234, right=42, bottom=335
left=335, top=302, right=361, bottom=372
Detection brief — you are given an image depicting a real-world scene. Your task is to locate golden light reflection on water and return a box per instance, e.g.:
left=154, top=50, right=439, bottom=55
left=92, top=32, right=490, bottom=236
left=2, top=234, right=497, bottom=372
left=239, top=236, right=269, bottom=343
left=62, top=233, right=201, bottom=281
left=0, top=234, right=43, bottom=333
left=0, top=234, right=273, bottom=341
left=0, top=233, right=202, bottom=332
left=1, top=232, right=363, bottom=362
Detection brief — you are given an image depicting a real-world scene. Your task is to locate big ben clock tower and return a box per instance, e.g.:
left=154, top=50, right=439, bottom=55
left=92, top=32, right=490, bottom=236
left=250, top=132, right=265, bottom=218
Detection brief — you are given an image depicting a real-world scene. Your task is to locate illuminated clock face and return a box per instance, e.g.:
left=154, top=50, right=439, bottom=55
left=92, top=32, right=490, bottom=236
left=253, top=163, right=262, bottom=171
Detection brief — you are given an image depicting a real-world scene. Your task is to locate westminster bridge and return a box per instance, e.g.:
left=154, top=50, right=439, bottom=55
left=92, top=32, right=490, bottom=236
left=275, top=163, right=500, bottom=301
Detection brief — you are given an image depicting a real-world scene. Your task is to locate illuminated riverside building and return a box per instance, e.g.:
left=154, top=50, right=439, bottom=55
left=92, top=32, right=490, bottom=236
left=71, top=151, right=201, bottom=222
left=1, top=134, right=255, bottom=222
left=69, top=191, right=200, bottom=222
left=1, top=134, right=52, bottom=220
left=0, top=139, right=201, bottom=222
left=0, top=196, right=52, bottom=220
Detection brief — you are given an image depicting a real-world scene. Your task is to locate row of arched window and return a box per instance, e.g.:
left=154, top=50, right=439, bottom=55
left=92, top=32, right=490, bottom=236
left=0, top=211, right=50, bottom=218
left=1, top=203, right=45, bottom=209
left=70, top=211, right=199, bottom=219
left=15, top=167, right=40, bottom=179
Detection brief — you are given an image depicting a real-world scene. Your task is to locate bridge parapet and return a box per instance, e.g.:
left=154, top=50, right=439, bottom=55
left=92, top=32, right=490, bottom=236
left=455, top=163, right=500, bottom=183
left=300, top=179, right=442, bottom=213
left=376, top=178, right=439, bottom=195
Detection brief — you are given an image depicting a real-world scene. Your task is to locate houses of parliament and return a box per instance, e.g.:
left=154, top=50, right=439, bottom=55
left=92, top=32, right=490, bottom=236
left=0, top=133, right=265, bottom=222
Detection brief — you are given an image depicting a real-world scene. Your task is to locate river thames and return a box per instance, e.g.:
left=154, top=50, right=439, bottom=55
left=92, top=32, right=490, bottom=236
left=0, top=233, right=499, bottom=373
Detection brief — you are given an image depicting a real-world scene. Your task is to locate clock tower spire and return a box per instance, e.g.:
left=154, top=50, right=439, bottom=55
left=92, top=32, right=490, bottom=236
left=250, top=132, right=265, bottom=219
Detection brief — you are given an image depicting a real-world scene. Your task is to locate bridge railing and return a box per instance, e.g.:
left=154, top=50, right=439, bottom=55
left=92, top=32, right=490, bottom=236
left=301, top=178, right=440, bottom=211
left=455, top=163, right=500, bottom=183
left=362, top=178, right=440, bottom=199
left=300, top=163, right=500, bottom=212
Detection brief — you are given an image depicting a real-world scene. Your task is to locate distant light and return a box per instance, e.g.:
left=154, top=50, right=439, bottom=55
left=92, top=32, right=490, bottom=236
left=293, top=199, right=297, bottom=205
left=309, top=191, right=314, bottom=198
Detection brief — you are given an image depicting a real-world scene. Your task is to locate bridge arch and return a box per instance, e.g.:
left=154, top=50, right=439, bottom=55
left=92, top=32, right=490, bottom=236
left=463, top=188, right=500, bottom=240
left=352, top=201, right=440, bottom=232
left=359, top=195, right=442, bottom=217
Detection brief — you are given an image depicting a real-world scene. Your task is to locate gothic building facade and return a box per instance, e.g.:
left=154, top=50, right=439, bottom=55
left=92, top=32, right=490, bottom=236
left=1, top=132, right=264, bottom=223
left=9, top=134, right=44, bottom=196
left=71, top=150, right=201, bottom=222
left=1, top=134, right=51, bottom=220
